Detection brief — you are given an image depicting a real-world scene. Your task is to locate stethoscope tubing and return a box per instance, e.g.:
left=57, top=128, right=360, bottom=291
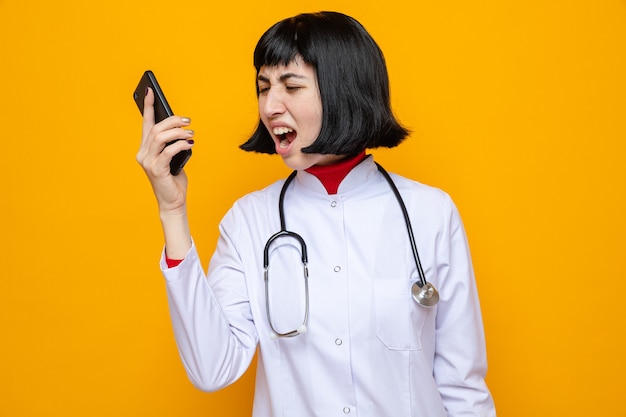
left=375, top=163, right=429, bottom=289
left=263, top=171, right=309, bottom=337
left=263, top=162, right=438, bottom=338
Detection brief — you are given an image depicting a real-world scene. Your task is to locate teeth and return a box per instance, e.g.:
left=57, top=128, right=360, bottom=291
left=272, top=127, right=294, bottom=135
left=279, top=139, right=289, bottom=148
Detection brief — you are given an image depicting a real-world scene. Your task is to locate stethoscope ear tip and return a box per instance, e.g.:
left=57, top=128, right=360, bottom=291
left=297, top=325, right=308, bottom=334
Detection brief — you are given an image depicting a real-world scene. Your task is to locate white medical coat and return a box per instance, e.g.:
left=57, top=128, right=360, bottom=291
left=161, top=156, right=496, bottom=417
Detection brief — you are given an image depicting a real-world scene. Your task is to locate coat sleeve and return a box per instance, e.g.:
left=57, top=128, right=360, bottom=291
left=161, top=208, right=258, bottom=392
left=433, top=196, right=497, bottom=417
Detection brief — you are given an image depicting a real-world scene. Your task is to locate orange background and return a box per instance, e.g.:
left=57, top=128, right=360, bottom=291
left=1, top=0, right=625, bottom=416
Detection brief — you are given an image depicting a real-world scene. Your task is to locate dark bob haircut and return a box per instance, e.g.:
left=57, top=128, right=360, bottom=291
left=240, top=11, right=409, bottom=155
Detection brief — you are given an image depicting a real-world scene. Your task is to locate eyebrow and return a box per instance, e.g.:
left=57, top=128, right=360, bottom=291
left=257, top=73, right=309, bottom=83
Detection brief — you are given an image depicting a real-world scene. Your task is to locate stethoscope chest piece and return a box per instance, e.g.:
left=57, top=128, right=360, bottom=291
left=411, top=281, right=439, bottom=307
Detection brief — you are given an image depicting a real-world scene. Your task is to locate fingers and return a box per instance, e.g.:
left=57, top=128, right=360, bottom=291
left=147, top=124, right=194, bottom=156
left=138, top=127, right=195, bottom=174
left=159, top=136, right=195, bottom=162
left=143, top=142, right=195, bottom=180
left=137, top=108, right=195, bottom=178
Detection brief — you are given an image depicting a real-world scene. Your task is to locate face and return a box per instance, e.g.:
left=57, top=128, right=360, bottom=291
left=257, top=57, right=344, bottom=170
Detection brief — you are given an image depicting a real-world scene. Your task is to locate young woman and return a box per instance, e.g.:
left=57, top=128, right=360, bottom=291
left=137, top=11, right=496, bottom=417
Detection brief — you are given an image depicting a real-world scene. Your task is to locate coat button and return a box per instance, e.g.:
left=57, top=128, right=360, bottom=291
left=334, top=266, right=341, bottom=272
left=343, top=407, right=351, bottom=414
left=335, top=338, right=343, bottom=346
left=331, top=201, right=337, bottom=208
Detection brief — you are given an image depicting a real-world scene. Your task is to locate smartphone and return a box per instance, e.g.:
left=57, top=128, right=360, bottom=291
left=133, top=70, right=191, bottom=175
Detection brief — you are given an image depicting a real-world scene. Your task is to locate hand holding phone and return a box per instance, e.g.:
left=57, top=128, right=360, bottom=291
left=133, top=70, right=192, bottom=175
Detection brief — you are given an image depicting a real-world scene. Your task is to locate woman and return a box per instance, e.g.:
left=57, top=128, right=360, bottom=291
left=137, top=11, right=496, bottom=417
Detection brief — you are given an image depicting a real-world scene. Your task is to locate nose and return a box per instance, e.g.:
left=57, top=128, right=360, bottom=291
left=260, top=88, right=286, bottom=118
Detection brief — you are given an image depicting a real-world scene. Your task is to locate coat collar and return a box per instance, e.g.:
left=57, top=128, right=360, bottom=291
left=294, top=155, right=379, bottom=196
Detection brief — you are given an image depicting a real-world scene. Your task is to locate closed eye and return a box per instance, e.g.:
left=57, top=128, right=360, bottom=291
left=257, top=83, right=270, bottom=94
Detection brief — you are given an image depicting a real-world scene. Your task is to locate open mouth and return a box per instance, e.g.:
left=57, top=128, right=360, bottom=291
left=273, top=126, right=296, bottom=149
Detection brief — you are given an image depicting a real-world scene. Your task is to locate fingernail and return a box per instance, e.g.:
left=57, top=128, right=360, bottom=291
left=145, top=87, right=149, bottom=96
left=187, top=139, right=195, bottom=144
left=185, top=129, right=195, bottom=135
left=181, top=117, right=191, bottom=124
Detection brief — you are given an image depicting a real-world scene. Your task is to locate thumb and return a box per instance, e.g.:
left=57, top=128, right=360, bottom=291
left=141, top=87, right=156, bottom=140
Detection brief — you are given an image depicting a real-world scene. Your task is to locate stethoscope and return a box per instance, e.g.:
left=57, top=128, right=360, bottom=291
left=263, top=162, right=439, bottom=338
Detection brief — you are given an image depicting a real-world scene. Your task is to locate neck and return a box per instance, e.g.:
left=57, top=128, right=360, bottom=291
left=305, top=151, right=367, bottom=194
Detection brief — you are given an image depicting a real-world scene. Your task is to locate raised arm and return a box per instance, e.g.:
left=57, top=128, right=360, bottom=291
left=136, top=87, right=195, bottom=259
